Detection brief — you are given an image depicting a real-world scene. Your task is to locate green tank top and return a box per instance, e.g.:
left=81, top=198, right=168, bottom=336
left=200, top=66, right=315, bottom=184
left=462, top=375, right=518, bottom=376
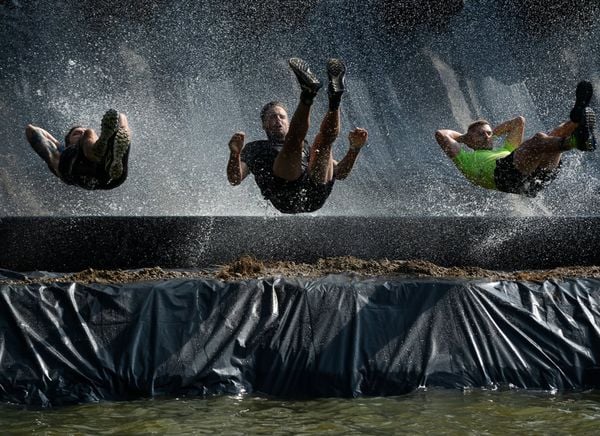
left=452, top=140, right=517, bottom=190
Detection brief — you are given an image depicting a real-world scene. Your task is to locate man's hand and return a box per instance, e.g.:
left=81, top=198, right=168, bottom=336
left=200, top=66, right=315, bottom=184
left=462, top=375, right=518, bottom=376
left=229, top=132, right=245, bottom=154
left=435, top=129, right=463, bottom=159
left=26, top=124, right=60, bottom=148
left=348, top=128, right=368, bottom=150
left=493, top=116, right=525, bottom=147
left=227, top=132, right=248, bottom=185
left=334, top=128, right=368, bottom=180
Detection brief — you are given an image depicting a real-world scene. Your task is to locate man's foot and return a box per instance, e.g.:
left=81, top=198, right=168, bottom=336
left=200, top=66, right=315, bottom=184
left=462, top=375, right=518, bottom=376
left=327, top=58, right=346, bottom=98
left=570, top=80, right=593, bottom=123
left=569, top=107, right=596, bottom=151
left=289, top=58, right=322, bottom=96
left=93, top=109, right=120, bottom=160
left=104, top=127, right=131, bottom=180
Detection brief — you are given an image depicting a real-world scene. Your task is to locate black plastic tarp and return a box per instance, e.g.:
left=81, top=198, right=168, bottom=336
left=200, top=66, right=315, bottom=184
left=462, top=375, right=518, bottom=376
left=1, top=274, right=599, bottom=406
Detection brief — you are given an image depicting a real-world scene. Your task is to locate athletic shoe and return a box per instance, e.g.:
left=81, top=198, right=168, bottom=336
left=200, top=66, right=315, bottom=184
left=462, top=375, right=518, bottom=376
left=93, top=109, right=120, bottom=160
left=326, top=58, right=346, bottom=98
left=570, top=80, right=593, bottom=123
left=571, top=107, right=596, bottom=151
left=289, top=58, right=322, bottom=95
left=104, top=127, right=131, bottom=180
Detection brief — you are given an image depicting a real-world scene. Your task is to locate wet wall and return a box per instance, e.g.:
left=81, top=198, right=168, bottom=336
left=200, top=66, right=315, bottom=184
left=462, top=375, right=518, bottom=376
left=2, top=216, right=600, bottom=271
left=1, top=0, right=599, bottom=217
left=2, top=274, right=600, bottom=406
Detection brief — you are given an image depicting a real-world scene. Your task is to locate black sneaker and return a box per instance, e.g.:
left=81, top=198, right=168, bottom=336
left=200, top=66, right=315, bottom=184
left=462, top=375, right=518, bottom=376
left=288, top=58, right=322, bottom=95
left=104, top=127, right=131, bottom=180
left=570, top=80, right=593, bottom=123
left=94, top=109, right=120, bottom=161
left=327, top=58, right=346, bottom=98
left=571, top=107, right=596, bottom=151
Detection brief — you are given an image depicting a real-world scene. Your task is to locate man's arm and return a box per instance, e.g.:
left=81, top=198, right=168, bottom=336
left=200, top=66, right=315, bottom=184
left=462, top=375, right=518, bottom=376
left=435, top=129, right=463, bottom=159
left=26, top=124, right=60, bottom=148
left=227, top=131, right=249, bottom=186
left=492, top=116, right=525, bottom=147
left=334, top=127, right=368, bottom=180
left=25, top=124, right=61, bottom=175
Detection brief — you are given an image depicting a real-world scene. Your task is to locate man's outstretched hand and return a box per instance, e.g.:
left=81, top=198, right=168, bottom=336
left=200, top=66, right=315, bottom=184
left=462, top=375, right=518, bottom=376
left=228, top=132, right=245, bottom=154
left=348, top=128, right=368, bottom=150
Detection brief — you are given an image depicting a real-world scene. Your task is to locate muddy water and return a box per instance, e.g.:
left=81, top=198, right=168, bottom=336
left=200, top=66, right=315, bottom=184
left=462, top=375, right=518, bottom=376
left=2, top=390, right=600, bottom=434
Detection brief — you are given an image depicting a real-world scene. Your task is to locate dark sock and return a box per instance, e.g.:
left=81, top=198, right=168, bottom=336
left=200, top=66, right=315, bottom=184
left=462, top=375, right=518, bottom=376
left=562, top=135, right=577, bottom=150
left=328, top=94, right=341, bottom=111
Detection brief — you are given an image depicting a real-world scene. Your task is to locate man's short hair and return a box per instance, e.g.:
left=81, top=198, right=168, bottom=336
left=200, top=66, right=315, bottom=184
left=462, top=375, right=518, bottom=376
left=467, top=119, right=491, bottom=132
left=260, top=101, right=286, bottom=123
left=64, top=125, right=83, bottom=147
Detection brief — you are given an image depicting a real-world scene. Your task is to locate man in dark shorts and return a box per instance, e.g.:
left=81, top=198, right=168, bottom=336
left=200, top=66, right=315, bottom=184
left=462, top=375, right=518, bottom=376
left=25, top=109, right=131, bottom=190
left=435, top=81, right=596, bottom=197
left=227, top=57, right=368, bottom=213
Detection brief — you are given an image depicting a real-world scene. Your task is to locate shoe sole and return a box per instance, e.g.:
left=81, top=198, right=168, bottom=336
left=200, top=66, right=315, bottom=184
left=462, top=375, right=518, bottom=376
left=327, top=58, right=346, bottom=95
left=583, top=107, right=596, bottom=151
left=106, top=127, right=130, bottom=180
left=289, top=58, right=322, bottom=93
left=95, top=109, right=120, bottom=159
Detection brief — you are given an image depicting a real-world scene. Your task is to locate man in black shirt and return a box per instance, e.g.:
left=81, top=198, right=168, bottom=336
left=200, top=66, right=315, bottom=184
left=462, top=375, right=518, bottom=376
left=227, top=57, right=368, bottom=213
left=26, top=109, right=131, bottom=190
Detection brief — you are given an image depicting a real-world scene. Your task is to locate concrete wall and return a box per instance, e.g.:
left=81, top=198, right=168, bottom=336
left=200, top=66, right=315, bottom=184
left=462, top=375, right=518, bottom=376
left=1, top=216, right=599, bottom=271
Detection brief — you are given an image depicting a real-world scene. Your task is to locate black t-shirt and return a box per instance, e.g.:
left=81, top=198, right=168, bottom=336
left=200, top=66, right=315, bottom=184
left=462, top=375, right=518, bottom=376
left=240, top=139, right=334, bottom=213
left=58, top=144, right=129, bottom=190
left=241, top=139, right=309, bottom=199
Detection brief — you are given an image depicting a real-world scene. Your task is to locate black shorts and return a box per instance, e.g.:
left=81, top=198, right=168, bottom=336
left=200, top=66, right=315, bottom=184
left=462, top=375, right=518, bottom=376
left=267, top=171, right=335, bottom=214
left=58, top=146, right=129, bottom=190
left=494, top=152, right=561, bottom=198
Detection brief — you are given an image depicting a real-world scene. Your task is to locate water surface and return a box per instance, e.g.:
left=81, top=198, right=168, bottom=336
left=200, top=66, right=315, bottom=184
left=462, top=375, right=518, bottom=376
left=2, top=389, right=599, bottom=434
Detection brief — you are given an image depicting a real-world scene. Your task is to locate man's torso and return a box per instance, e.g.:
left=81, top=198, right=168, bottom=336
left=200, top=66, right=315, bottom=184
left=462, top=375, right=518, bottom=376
left=452, top=140, right=517, bottom=190
left=241, top=139, right=309, bottom=197
left=58, top=144, right=129, bottom=190
left=240, top=139, right=333, bottom=213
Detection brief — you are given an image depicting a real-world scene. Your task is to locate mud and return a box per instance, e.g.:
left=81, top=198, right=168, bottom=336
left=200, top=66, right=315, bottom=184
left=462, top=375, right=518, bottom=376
left=3, top=256, right=600, bottom=285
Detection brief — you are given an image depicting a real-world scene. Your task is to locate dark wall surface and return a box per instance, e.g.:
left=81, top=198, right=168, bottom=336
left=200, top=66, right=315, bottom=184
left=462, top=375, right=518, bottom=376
left=2, top=274, right=599, bottom=406
left=1, top=216, right=599, bottom=271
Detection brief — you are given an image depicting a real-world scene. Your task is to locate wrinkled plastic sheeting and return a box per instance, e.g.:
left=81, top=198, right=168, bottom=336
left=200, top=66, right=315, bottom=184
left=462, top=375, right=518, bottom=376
left=1, top=274, right=600, bottom=406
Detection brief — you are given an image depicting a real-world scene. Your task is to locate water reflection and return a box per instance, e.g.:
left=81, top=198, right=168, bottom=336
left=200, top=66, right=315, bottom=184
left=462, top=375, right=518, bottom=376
left=2, top=389, right=600, bottom=434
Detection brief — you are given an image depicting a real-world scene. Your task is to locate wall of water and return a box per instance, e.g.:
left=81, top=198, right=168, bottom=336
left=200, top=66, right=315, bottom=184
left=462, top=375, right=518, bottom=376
left=1, top=0, right=599, bottom=216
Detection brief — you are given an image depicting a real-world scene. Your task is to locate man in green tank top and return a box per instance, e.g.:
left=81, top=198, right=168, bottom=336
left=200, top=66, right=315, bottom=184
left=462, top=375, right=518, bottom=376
left=435, top=81, right=596, bottom=197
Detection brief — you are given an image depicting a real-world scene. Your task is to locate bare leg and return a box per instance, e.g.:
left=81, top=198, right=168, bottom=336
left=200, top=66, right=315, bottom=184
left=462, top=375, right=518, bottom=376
left=512, top=132, right=571, bottom=175
left=80, top=109, right=132, bottom=172
left=308, top=110, right=340, bottom=183
left=273, top=101, right=311, bottom=181
left=533, top=121, right=579, bottom=170
left=308, top=58, right=345, bottom=183
left=548, top=120, right=577, bottom=138
left=81, top=109, right=121, bottom=163
left=512, top=119, right=582, bottom=174
left=80, top=129, right=101, bottom=162
left=273, top=58, right=322, bottom=181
